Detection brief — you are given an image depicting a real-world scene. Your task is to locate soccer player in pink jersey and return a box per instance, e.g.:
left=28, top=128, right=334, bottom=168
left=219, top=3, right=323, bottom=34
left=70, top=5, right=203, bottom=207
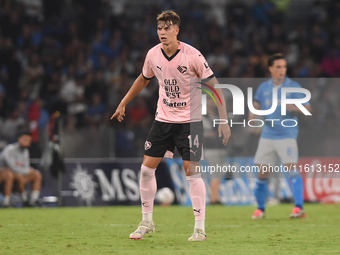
left=111, top=10, right=231, bottom=241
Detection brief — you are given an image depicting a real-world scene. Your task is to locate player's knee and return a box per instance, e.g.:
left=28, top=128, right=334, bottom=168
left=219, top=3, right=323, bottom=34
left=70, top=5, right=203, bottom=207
left=183, top=161, right=200, bottom=176
left=141, top=164, right=155, bottom=179
left=4, top=171, right=14, bottom=182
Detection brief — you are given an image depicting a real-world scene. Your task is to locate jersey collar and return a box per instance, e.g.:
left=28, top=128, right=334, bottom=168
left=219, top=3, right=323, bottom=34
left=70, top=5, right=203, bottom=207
left=271, top=76, right=291, bottom=88
left=161, top=41, right=181, bottom=61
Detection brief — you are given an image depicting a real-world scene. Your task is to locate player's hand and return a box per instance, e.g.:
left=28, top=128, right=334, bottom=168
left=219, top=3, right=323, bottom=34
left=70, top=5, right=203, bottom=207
left=110, top=105, right=126, bottom=122
left=218, top=123, right=231, bottom=146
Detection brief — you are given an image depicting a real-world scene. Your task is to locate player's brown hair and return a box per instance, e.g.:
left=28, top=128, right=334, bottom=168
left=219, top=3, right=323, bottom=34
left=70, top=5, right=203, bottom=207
left=268, top=53, right=285, bottom=67
left=157, top=10, right=181, bottom=27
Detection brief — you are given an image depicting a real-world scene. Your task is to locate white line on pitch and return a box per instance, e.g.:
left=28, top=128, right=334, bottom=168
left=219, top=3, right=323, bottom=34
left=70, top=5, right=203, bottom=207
left=213, top=225, right=242, bottom=227
left=211, top=224, right=337, bottom=227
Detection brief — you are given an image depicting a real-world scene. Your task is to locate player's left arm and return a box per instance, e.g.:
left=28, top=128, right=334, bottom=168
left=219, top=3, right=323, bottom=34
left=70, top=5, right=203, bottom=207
left=286, top=103, right=312, bottom=114
left=286, top=83, right=312, bottom=114
left=205, top=76, right=231, bottom=146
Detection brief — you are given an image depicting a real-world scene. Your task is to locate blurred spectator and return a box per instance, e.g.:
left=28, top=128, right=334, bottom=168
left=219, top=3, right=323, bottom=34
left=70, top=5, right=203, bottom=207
left=104, top=61, right=120, bottom=86
left=252, top=0, right=276, bottom=26
left=5, top=50, right=22, bottom=101
left=206, top=44, right=230, bottom=77
left=117, top=47, right=135, bottom=75
left=43, top=0, right=64, bottom=23
left=202, top=0, right=228, bottom=27
left=1, top=9, right=22, bottom=43
left=59, top=73, right=87, bottom=127
left=321, top=48, right=340, bottom=77
left=27, top=98, right=49, bottom=157
left=85, top=93, right=108, bottom=129
left=128, top=96, right=152, bottom=128
left=128, top=95, right=152, bottom=156
left=181, top=22, right=199, bottom=47
left=84, top=70, right=107, bottom=103
left=17, top=0, right=43, bottom=23
left=59, top=73, right=85, bottom=106
left=106, top=70, right=127, bottom=110
left=105, top=0, right=127, bottom=30
left=1, top=108, right=26, bottom=144
left=309, top=0, right=327, bottom=24
left=38, top=35, right=61, bottom=75
left=247, top=44, right=268, bottom=77
left=20, top=52, right=44, bottom=100
left=226, top=0, right=249, bottom=28
left=40, top=70, right=63, bottom=112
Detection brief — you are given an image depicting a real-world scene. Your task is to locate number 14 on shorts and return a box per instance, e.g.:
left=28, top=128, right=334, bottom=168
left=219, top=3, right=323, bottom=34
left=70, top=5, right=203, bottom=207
left=188, top=135, right=199, bottom=148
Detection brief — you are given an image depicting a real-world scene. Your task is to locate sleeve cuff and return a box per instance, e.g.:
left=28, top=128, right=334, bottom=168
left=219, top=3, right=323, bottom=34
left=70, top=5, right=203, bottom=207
left=202, top=74, right=215, bottom=83
left=142, top=73, right=154, bottom=80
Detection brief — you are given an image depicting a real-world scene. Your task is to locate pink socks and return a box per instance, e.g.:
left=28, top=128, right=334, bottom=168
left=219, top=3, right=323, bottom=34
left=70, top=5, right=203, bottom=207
left=139, top=164, right=206, bottom=231
left=186, top=174, right=206, bottom=221
left=140, top=164, right=157, bottom=214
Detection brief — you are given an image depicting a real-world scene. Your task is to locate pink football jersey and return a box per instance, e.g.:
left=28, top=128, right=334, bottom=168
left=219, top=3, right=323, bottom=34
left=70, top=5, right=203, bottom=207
left=142, top=41, right=214, bottom=123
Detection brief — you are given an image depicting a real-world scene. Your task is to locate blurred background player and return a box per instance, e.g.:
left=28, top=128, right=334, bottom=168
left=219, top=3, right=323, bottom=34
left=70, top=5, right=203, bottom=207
left=0, top=130, right=42, bottom=207
left=249, top=53, right=312, bottom=219
left=111, top=10, right=231, bottom=241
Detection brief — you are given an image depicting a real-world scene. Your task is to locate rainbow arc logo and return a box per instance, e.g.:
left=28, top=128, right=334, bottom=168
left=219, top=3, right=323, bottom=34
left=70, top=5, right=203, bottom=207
left=197, top=82, right=222, bottom=106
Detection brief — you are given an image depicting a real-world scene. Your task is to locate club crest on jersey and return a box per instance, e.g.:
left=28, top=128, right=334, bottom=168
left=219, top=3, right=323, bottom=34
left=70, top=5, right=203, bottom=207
left=145, top=141, right=152, bottom=150
left=177, top=65, right=187, bottom=74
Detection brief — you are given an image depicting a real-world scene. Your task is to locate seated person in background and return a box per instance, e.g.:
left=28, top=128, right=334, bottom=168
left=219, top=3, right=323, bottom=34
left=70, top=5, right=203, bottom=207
left=0, top=130, right=42, bottom=207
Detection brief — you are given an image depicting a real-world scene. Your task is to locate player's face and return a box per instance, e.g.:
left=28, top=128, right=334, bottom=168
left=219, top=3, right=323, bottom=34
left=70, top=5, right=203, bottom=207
left=18, top=135, right=32, bottom=148
left=269, top=59, right=287, bottom=81
left=157, top=21, right=179, bottom=46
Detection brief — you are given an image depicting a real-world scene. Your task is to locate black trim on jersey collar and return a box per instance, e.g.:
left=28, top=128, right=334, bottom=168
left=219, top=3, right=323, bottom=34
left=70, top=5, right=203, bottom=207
left=202, top=74, right=215, bottom=83
left=142, top=73, right=154, bottom=80
left=161, top=48, right=180, bottom=61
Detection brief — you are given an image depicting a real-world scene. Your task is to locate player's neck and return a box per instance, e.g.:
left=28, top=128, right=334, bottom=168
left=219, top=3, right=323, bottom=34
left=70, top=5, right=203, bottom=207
left=162, top=41, right=180, bottom=57
left=272, top=77, right=284, bottom=86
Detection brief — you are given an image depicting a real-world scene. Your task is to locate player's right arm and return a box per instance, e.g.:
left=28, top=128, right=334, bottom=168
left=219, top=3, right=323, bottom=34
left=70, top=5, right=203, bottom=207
left=205, top=76, right=231, bottom=146
left=110, top=74, right=150, bottom=122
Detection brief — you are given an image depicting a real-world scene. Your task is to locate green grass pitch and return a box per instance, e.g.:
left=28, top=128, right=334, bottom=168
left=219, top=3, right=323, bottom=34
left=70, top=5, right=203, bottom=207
left=1, top=204, right=339, bottom=254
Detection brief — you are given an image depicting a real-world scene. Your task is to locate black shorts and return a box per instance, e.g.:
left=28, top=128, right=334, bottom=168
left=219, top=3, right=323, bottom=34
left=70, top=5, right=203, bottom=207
left=144, top=120, right=203, bottom=161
